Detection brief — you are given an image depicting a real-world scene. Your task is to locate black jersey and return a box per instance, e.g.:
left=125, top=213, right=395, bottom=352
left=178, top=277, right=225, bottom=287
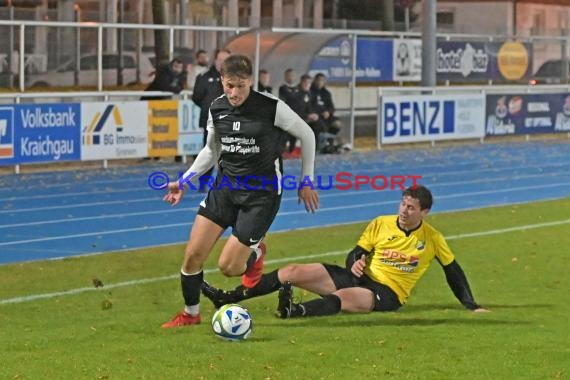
left=208, top=90, right=296, bottom=192
left=278, top=84, right=299, bottom=106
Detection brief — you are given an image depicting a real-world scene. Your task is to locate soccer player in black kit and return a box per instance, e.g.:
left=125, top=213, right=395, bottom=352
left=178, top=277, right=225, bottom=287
left=161, top=55, right=320, bottom=328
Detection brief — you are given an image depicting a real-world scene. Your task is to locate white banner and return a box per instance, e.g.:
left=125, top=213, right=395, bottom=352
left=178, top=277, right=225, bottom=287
left=379, top=94, right=485, bottom=144
left=81, top=102, right=148, bottom=160
left=393, top=39, right=422, bottom=82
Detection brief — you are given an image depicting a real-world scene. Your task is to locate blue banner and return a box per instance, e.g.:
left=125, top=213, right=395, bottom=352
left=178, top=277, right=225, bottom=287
left=0, top=107, right=16, bottom=164
left=485, top=93, right=570, bottom=136
left=356, top=38, right=393, bottom=82
left=437, top=41, right=533, bottom=82
left=308, top=37, right=393, bottom=83
left=310, top=38, right=532, bottom=84
left=0, top=103, right=81, bottom=165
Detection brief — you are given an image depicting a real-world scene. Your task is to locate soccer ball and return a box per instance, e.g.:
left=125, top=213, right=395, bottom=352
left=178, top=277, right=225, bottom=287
left=211, top=304, right=253, bottom=341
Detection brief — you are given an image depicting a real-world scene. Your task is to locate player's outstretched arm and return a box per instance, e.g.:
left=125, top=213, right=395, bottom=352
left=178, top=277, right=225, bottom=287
left=441, top=260, right=490, bottom=312
left=164, top=111, right=220, bottom=207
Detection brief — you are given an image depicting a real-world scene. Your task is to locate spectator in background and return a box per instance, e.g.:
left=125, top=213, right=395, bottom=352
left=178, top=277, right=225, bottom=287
left=311, top=72, right=341, bottom=134
left=296, top=74, right=326, bottom=152
left=141, top=58, right=187, bottom=100
left=192, top=48, right=231, bottom=179
left=278, top=69, right=300, bottom=155
left=187, top=49, right=209, bottom=90
left=140, top=58, right=187, bottom=161
left=311, top=73, right=343, bottom=154
left=278, top=68, right=298, bottom=104
left=258, top=69, right=273, bottom=94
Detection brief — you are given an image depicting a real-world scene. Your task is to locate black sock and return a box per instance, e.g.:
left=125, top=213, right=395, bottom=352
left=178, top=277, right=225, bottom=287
left=245, top=251, right=257, bottom=271
left=181, top=270, right=203, bottom=307
left=227, top=270, right=281, bottom=302
left=297, top=294, right=341, bottom=317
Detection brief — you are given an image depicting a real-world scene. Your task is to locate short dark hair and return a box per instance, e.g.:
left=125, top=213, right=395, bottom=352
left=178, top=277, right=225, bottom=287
left=259, top=69, right=269, bottom=75
left=314, top=73, right=326, bottom=80
left=196, top=49, right=207, bottom=57
left=169, top=58, right=184, bottom=69
left=300, top=74, right=312, bottom=81
left=220, top=55, right=253, bottom=78
left=402, top=185, right=433, bottom=210
left=214, top=48, right=231, bottom=60
left=285, top=68, right=294, bottom=74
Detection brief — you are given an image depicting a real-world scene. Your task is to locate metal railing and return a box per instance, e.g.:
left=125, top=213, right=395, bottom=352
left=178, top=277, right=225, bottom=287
left=0, top=19, right=250, bottom=92
left=1, top=20, right=570, bottom=153
left=0, top=90, right=177, bottom=103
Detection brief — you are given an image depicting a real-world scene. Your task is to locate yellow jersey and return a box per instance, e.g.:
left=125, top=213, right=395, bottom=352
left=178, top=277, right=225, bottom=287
left=357, top=215, right=455, bottom=305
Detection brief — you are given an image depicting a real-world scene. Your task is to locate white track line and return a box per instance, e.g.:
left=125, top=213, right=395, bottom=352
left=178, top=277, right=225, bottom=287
left=0, top=151, right=559, bottom=191
left=7, top=143, right=570, bottom=190
left=21, top=195, right=570, bottom=262
left=1, top=166, right=569, bottom=219
left=1, top=170, right=568, bottom=228
left=1, top=217, right=569, bottom=306
left=1, top=158, right=569, bottom=203
left=2, top=181, right=570, bottom=246
left=0, top=222, right=191, bottom=246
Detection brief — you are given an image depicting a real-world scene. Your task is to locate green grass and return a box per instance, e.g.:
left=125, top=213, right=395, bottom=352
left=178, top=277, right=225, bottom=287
left=1, top=199, right=570, bottom=380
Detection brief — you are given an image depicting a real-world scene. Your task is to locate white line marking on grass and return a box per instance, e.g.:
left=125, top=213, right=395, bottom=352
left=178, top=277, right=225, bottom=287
left=444, top=219, right=570, bottom=239
left=1, top=218, right=569, bottom=306
left=0, top=250, right=348, bottom=305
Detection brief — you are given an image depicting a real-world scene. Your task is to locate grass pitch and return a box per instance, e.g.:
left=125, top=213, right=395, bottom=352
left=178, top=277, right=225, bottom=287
left=1, top=198, right=569, bottom=380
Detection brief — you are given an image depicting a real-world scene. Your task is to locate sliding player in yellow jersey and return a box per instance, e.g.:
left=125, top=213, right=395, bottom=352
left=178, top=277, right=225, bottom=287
left=202, top=185, right=488, bottom=317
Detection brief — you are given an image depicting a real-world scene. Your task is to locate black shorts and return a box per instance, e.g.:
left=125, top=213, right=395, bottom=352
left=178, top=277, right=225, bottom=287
left=323, top=264, right=402, bottom=312
left=197, top=185, right=281, bottom=247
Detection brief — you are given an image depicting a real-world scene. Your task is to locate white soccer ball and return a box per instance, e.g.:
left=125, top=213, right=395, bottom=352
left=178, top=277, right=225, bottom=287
left=211, top=304, right=253, bottom=341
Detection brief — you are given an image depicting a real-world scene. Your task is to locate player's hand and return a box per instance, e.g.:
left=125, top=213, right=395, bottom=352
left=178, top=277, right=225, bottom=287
left=472, top=307, right=490, bottom=313
left=351, top=254, right=366, bottom=277
left=298, top=187, right=319, bottom=213
left=163, top=181, right=185, bottom=206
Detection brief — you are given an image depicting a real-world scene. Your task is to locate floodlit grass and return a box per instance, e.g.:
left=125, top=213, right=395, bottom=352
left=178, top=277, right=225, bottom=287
left=0, top=199, right=569, bottom=380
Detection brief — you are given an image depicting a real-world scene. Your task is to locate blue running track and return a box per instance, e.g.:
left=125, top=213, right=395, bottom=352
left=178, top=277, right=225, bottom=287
left=1, top=140, right=569, bottom=264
